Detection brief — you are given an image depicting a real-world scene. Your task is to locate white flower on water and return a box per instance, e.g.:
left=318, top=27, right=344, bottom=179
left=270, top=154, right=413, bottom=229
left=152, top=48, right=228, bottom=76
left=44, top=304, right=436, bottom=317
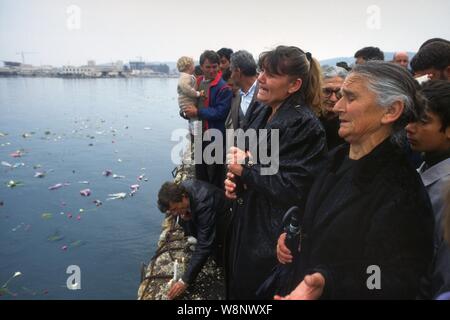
left=2, top=271, right=22, bottom=288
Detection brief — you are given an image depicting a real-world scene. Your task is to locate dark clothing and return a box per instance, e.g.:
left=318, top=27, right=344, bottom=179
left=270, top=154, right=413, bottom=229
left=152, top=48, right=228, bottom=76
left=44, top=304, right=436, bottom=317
left=196, top=72, right=232, bottom=135
left=274, top=139, right=434, bottom=299
left=194, top=143, right=226, bottom=189
left=195, top=72, right=232, bottom=189
left=417, top=155, right=450, bottom=299
left=319, top=114, right=346, bottom=151
left=222, top=69, right=232, bottom=82
left=179, top=179, right=230, bottom=285
left=226, top=99, right=327, bottom=299
left=225, top=84, right=262, bottom=131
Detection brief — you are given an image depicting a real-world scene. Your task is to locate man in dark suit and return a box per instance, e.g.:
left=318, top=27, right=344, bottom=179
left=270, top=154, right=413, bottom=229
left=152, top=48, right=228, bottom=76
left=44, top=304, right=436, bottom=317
left=157, top=179, right=230, bottom=299
left=225, top=50, right=261, bottom=131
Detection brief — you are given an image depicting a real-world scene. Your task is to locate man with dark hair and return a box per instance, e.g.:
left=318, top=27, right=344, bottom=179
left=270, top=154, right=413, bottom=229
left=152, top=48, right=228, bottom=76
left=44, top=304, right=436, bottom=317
left=354, top=46, right=384, bottom=64
left=157, top=179, right=230, bottom=299
left=406, top=80, right=450, bottom=299
left=183, top=50, right=233, bottom=188
left=336, top=61, right=351, bottom=71
left=225, top=50, right=261, bottom=131
left=411, top=42, right=450, bottom=80
left=419, top=38, right=450, bottom=50
left=217, top=47, right=234, bottom=82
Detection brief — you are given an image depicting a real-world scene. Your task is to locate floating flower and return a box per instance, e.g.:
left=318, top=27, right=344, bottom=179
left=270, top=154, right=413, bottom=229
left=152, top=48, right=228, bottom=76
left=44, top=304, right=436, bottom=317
left=10, top=150, right=23, bottom=158
left=102, top=170, right=112, bottom=177
left=106, top=192, right=127, bottom=201
left=34, top=172, right=45, bottom=178
left=41, top=213, right=53, bottom=220
left=79, top=189, right=91, bottom=197
left=48, top=183, right=70, bottom=190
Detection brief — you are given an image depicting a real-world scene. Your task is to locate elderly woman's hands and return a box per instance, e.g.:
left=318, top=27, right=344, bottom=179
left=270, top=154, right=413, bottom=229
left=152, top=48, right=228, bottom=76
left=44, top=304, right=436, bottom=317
left=274, top=273, right=325, bottom=300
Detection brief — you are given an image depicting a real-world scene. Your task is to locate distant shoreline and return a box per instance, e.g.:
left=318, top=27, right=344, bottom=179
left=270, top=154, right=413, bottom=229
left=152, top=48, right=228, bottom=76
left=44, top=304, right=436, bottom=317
left=0, top=74, right=179, bottom=79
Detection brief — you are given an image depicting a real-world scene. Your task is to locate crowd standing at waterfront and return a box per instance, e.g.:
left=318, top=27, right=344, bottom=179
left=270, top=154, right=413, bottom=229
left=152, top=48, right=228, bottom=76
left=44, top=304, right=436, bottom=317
left=158, top=38, right=450, bottom=300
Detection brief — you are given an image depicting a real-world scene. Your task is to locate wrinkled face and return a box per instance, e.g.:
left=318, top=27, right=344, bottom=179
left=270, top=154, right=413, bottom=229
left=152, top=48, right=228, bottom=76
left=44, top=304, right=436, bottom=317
left=257, top=69, right=299, bottom=108
left=322, top=76, right=345, bottom=114
left=394, top=53, right=409, bottom=68
left=219, top=57, right=230, bottom=72
left=406, top=111, right=450, bottom=153
left=201, top=58, right=219, bottom=80
left=333, top=74, right=387, bottom=144
left=168, top=196, right=192, bottom=220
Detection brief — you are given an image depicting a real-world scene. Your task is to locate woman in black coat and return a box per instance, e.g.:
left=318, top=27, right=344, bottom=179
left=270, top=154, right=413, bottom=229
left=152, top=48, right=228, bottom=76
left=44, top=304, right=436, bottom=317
left=274, top=61, right=434, bottom=300
left=224, top=46, right=327, bottom=299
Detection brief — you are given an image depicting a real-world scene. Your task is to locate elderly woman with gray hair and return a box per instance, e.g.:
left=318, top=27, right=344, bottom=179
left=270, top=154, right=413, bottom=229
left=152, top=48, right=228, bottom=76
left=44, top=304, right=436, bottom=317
left=271, top=61, right=434, bottom=299
left=319, top=66, right=348, bottom=150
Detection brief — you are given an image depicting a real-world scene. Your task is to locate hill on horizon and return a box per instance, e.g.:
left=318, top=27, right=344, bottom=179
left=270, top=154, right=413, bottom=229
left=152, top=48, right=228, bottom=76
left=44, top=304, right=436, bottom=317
left=319, top=51, right=416, bottom=67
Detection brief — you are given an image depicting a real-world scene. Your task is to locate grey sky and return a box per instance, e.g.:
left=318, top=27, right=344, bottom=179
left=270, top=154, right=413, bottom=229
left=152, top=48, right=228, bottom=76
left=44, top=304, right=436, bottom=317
left=1, top=0, right=449, bottom=66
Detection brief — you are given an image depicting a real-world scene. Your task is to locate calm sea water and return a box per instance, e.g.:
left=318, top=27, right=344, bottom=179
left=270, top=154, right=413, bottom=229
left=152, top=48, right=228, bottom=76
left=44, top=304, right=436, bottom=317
left=0, top=77, right=186, bottom=299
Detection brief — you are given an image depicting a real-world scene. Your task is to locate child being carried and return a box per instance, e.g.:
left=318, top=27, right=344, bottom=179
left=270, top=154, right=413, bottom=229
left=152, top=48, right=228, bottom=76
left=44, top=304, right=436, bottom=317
left=176, top=56, right=203, bottom=136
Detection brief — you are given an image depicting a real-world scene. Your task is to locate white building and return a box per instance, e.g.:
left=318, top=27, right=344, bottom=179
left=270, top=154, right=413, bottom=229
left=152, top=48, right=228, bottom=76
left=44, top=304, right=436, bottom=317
left=61, top=65, right=101, bottom=77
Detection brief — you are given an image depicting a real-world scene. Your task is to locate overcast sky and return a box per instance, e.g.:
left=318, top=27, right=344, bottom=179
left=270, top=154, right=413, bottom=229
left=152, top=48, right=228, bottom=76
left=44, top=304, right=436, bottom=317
left=1, top=0, right=449, bottom=66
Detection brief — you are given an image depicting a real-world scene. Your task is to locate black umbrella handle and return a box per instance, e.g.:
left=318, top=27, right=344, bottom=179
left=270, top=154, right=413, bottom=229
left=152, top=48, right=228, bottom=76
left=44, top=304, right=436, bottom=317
left=282, top=206, right=302, bottom=254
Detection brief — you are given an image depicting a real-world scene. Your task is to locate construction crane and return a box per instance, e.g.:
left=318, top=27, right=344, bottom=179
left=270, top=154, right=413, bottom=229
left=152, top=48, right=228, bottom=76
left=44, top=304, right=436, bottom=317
left=16, top=51, right=38, bottom=64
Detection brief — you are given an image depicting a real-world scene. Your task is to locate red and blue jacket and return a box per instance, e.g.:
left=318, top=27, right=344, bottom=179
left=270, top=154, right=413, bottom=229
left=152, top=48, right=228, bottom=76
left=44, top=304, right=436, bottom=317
left=196, top=72, right=232, bottom=135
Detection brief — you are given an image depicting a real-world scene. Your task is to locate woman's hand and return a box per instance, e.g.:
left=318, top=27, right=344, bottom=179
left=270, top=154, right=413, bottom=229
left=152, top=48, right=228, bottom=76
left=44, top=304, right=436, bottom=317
left=227, top=147, right=252, bottom=177
left=274, top=273, right=325, bottom=300
left=224, top=171, right=237, bottom=200
left=276, top=232, right=293, bottom=264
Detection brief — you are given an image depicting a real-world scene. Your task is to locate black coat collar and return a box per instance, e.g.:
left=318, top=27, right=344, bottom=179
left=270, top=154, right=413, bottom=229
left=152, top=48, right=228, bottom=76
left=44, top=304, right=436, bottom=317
left=328, top=137, right=402, bottom=189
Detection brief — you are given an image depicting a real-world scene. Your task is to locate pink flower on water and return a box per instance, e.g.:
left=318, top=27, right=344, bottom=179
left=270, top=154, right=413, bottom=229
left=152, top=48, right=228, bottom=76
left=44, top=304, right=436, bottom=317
left=80, top=189, right=91, bottom=196
left=10, top=150, right=23, bottom=158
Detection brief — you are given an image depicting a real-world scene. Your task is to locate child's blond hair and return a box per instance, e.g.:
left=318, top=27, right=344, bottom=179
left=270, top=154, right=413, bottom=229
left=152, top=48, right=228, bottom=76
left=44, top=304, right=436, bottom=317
left=177, top=56, right=194, bottom=73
